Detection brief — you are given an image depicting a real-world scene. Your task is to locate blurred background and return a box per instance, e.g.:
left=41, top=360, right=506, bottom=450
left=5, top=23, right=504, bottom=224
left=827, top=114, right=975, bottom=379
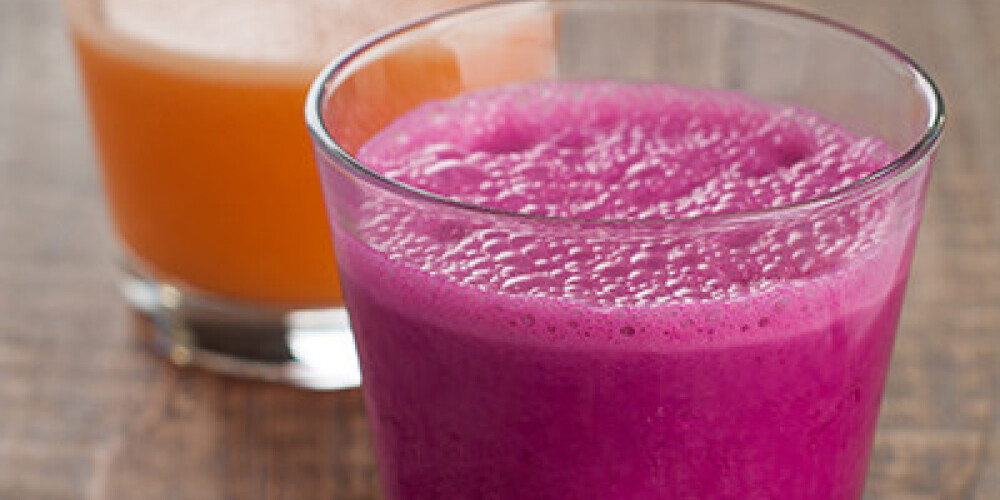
left=1, top=0, right=997, bottom=499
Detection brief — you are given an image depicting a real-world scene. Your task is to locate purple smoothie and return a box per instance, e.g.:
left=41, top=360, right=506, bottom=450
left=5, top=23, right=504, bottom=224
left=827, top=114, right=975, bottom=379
left=322, top=82, right=925, bottom=499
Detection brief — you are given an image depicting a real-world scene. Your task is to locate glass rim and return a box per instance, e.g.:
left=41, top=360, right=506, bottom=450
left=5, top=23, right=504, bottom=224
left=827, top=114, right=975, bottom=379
left=305, top=0, right=945, bottom=227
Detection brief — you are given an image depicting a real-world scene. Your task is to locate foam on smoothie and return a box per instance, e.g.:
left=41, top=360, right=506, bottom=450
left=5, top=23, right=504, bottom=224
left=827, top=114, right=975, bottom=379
left=96, top=0, right=466, bottom=64
left=362, top=82, right=890, bottom=219
left=346, top=82, right=902, bottom=348
left=68, top=0, right=474, bottom=85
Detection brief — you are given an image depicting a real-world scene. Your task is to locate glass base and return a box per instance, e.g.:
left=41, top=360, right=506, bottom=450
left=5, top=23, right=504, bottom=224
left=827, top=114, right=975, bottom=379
left=121, top=271, right=361, bottom=391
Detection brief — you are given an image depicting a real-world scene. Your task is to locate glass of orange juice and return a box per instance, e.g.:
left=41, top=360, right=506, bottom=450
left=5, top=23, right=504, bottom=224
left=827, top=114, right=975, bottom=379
left=65, top=0, right=475, bottom=389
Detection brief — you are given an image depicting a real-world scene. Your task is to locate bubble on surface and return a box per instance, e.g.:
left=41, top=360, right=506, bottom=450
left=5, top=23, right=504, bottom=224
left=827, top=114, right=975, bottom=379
left=354, top=82, right=897, bottom=311
left=99, top=0, right=475, bottom=65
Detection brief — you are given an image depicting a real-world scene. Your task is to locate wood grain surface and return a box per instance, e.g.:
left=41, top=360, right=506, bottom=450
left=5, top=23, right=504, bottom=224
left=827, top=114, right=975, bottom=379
left=1, top=0, right=997, bottom=499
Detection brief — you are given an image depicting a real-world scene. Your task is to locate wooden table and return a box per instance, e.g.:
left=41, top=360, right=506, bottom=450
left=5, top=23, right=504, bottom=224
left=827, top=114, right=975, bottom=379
left=1, top=0, right=996, bottom=498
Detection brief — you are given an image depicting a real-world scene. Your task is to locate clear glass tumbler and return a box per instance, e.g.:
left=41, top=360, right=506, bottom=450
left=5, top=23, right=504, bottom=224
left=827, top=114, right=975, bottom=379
left=307, top=0, right=943, bottom=497
left=65, top=0, right=478, bottom=389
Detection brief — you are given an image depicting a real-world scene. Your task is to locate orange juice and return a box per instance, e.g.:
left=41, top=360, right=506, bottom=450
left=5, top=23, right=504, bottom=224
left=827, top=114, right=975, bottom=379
left=66, top=0, right=476, bottom=305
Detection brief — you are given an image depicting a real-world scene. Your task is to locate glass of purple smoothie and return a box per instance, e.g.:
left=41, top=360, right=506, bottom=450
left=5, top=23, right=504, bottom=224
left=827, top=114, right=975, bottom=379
left=306, top=1, right=944, bottom=498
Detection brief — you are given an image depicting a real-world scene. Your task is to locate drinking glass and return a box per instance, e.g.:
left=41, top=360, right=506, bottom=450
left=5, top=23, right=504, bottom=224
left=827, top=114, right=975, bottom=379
left=307, top=0, right=943, bottom=496
left=65, top=0, right=476, bottom=389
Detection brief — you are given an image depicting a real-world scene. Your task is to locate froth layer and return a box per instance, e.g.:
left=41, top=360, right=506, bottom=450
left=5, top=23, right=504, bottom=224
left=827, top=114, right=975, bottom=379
left=361, top=82, right=892, bottom=219
left=352, top=82, right=897, bottom=308
left=88, top=0, right=468, bottom=65
left=335, top=221, right=907, bottom=350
